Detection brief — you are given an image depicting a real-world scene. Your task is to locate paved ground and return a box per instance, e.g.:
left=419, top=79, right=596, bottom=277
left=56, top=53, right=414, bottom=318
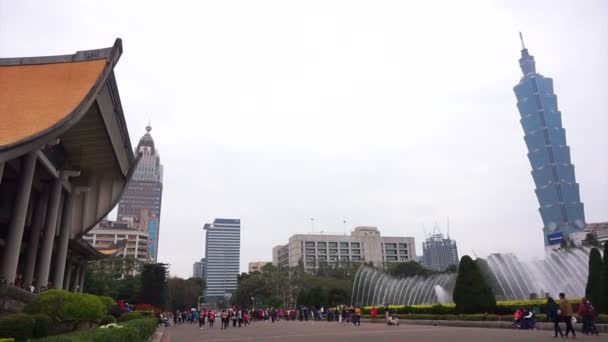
left=159, top=320, right=603, bottom=342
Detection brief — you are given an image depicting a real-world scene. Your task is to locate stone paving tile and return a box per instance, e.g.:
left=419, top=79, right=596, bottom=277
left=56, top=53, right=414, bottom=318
left=160, top=320, right=603, bottom=342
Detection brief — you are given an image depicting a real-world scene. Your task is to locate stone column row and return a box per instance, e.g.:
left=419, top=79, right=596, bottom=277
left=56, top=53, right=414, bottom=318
left=0, top=152, right=37, bottom=284
left=0, top=153, right=85, bottom=293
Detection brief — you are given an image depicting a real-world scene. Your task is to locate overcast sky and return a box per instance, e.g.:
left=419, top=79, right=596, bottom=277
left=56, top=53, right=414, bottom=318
left=1, top=1, right=606, bottom=278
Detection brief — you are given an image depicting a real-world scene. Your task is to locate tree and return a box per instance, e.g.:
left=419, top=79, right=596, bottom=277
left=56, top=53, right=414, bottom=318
left=166, top=277, right=205, bottom=311
left=585, top=247, right=603, bottom=307
left=599, top=242, right=608, bottom=314
left=140, top=263, right=168, bottom=308
left=475, top=258, right=505, bottom=300
left=386, top=261, right=431, bottom=278
left=453, top=255, right=496, bottom=314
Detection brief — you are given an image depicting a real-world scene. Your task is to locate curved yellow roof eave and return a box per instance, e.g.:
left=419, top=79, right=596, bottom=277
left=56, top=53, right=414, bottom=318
left=0, top=59, right=106, bottom=147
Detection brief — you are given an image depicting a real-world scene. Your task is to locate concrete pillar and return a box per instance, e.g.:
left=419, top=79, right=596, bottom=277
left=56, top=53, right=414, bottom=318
left=23, top=190, right=49, bottom=287
left=52, top=191, right=75, bottom=287
left=77, top=262, right=87, bottom=293
left=0, top=152, right=37, bottom=284
left=71, top=262, right=82, bottom=292
left=35, top=175, right=63, bottom=291
left=63, top=260, right=73, bottom=290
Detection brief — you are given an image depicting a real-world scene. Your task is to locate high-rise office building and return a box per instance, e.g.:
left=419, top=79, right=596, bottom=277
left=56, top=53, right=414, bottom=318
left=203, top=219, right=241, bottom=302
left=193, top=258, right=207, bottom=279
left=421, top=233, right=458, bottom=272
left=513, top=34, right=585, bottom=247
left=117, top=125, right=164, bottom=261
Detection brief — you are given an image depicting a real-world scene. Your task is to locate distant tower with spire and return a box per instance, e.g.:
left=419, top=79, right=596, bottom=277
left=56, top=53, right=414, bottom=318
left=513, top=33, right=585, bottom=248
left=117, top=123, right=164, bottom=261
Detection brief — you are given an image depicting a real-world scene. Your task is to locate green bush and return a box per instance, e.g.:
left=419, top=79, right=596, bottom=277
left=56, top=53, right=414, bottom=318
left=27, top=290, right=105, bottom=325
left=453, top=256, right=496, bottom=314
left=30, top=318, right=157, bottom=342
left=98, top=296, right=117, bottom=313
left=62, top=293, right=105, bottom=324
left=31, top=314, right=52, bottom=338
left=117, top=312, right=143, bottom=322
left=100, top=315, right=116, bottom=325
left=0, top=338, right=15, bottom=342
left=109, top=305, right=126, bottom=318
left=0, top=313, right=35, bottom=342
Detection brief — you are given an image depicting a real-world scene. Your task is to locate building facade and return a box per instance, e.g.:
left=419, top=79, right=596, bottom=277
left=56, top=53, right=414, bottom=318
left=513, top=35, right=586, bottom=247
left=203, top=219, right=241, bottom=303
left=84, top=220, right=151, bottom=262
left=421, top=233, right=458, bottom=271
left=117, top=125, right=163, bottom=261
left=272, top=226, right=416, bottom=272
left=193, top=258, right=206, bottom=279
left=272, top=244, right=289, bottom=270
left=585, top=222, right=608, bottom=244
left=248, top=261, right=270, bottom=273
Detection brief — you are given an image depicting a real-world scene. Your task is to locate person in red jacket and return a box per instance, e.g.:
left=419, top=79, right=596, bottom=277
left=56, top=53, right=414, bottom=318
left=370, top=306, right=378, bottom=320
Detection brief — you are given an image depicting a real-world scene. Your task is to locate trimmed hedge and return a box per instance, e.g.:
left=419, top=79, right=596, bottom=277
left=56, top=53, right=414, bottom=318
left=31, top=314, right=53, bottom=338
left=25, top=290, right=105, bottom=325
left=100, top=315, right=116, bottom=325
left=0, top=314, right=35, bottom=342
left=362, top=299, right=583, bottom=316
left=117, top=311, right=143, bottom=322
left=30, top=318, right=157, bottom=342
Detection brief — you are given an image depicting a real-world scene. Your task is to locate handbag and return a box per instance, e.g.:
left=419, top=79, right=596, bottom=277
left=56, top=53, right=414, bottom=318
left=556, top=309, right=562, bottom=315
left=571, top=317, right=577, bottom=324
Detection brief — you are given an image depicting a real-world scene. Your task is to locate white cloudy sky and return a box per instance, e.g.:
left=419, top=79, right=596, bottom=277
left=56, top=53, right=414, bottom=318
left=1, top=1, right=606, bottom=277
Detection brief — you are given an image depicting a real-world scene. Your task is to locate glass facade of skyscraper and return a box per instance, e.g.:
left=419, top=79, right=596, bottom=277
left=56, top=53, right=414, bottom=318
left=203, top=218, right=241, bottom=302
left=513, top=41, right=585, bottom=246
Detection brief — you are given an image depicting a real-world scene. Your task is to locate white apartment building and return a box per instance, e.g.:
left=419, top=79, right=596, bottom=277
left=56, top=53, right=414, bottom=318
left=84, top=220, right=151, bottom=262
left=273, top=226, right=416, bottom=272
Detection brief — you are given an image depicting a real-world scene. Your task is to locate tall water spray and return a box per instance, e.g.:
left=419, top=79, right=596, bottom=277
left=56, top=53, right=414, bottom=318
left=351, top=266, right=456, bottom=306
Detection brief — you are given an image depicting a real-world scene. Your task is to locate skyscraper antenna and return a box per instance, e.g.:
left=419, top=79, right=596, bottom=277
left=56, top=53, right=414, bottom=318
left=447, top=216, right=450, bottom=239
left=519, top=32, right=526, bottom=50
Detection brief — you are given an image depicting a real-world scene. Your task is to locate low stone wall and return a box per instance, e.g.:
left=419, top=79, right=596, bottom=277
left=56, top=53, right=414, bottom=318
left=362, top=318, right=608, bottom=333
left=0, top=285, right=36, bottom=315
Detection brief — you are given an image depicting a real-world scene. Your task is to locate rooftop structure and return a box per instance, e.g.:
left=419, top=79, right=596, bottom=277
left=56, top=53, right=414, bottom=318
left=0, top=39, right=138, bottom=292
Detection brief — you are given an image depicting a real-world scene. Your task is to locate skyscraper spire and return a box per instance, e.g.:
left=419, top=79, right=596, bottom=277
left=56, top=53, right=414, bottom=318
left=518, top=33, right=536, bottom=76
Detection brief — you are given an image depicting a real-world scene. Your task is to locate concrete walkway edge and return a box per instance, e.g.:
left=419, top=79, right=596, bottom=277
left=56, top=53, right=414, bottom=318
left=362, top=318, right=607, bottom=333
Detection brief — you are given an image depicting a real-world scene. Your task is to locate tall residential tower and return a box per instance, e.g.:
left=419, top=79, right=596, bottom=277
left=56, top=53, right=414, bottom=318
left=513, top=34, right=585, bottom=247
left=117, top=125, right=164, bottom=261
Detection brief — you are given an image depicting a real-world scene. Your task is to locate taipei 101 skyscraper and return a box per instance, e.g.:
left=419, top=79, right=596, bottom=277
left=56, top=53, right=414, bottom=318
left=513, top=34, right=586, bottom=248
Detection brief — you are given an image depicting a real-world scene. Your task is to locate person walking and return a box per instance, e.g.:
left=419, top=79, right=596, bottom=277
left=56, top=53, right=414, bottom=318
left=354, top=306, right=362, bottom=326
left=579, top=298, right=600, bottom=335
left=559, top=293, right=575, bottom=338
left=370, top=306, right=378, bottom=321
left=208, top=310, right=215, bottom=328
left=546, top=298, right=563, bottom=338
left=237, top=309, right=243, bottom=327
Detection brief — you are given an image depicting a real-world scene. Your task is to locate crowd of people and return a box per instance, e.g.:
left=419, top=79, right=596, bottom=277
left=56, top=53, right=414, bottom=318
left=157, top=293, right=603, bottom=336
left=157, top=305, right=366, bottom=329
left=513, top=293, right=601, bottom=337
